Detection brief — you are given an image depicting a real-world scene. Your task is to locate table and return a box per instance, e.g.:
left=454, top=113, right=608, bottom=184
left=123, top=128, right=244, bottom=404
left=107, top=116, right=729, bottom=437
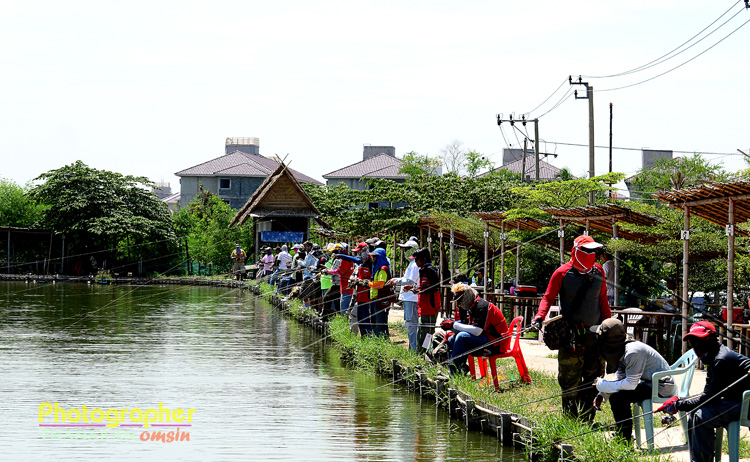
left=611, top=309, right=680, bottom=355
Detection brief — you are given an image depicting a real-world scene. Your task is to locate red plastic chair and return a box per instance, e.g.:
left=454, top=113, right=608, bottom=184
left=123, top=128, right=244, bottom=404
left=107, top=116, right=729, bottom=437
left=468, top=316, right=531, bottom=389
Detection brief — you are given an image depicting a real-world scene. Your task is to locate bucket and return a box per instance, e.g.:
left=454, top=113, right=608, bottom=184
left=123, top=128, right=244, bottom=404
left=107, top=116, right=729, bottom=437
left=721, top=307, right=744, bottom=323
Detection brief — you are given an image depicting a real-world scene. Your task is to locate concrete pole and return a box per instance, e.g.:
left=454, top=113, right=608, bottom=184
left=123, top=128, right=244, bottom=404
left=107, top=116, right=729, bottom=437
left=727, top=198, right=735, bottom=349
left=682, top=207, right=690, bottom=355
left=449, top=228, right=455, bottom=282
left=522, top=138, right=527, bottom=182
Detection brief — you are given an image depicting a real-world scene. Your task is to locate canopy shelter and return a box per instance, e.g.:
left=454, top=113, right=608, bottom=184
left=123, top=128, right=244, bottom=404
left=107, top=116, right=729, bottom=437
left=472, top=212, right=553, bottom=296
left=230, top=159, right=327, bottom=262
left=654, top=181, right=750, bottom=352
left=541, top=204, right=661, bottom=309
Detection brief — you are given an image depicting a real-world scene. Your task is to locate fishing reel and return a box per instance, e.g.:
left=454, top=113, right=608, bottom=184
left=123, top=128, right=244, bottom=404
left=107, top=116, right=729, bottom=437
left=661, top=414, right=677, bottom=426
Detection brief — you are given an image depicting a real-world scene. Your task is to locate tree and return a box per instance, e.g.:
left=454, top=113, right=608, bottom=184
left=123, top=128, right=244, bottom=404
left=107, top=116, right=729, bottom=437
left=464, top=150, right=494, bottom=178
left=398, top=151, right=442, bottom=177
left=627, top=153, right=730, bottom=202
left=0, top=178, right=45, bottom=227
left=29, top=161, right=178, bottom=273
left=441, top=140, right=465, bottom=174
left=173, top=186, right=253, bottom=273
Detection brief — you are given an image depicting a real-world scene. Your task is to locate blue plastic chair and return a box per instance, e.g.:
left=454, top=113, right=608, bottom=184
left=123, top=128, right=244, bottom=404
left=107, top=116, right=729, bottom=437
left=714, top=389, right=750, bottom=462
left=632, top=349, right=698, bottom=450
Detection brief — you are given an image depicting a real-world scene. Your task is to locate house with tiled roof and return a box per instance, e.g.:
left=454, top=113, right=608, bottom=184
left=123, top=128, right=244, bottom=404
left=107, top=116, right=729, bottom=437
left=323, top=146, right=408, bottom=189
left=486, top=148, right=567, bottom=181
left=175, top=138, right=323, bottom=209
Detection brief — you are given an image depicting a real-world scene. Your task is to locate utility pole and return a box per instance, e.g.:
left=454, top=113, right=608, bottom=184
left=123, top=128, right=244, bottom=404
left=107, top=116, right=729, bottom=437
left=570, top=76, right=595, bottom=204
left=496, top=115, right=540, bottom=181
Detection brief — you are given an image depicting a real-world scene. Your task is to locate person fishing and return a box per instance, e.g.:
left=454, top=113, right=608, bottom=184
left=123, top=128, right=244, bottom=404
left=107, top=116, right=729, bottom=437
left=230, top=243, right=247, bottom=280
left=591, top=318, right=674, bottom=444
left=658, top=321, right=750, bottom=462
left=441, top=283, right=510, bottom=375
left=385, top=236, right=420, bottom=350
left=531, top=235, right=611, bottom=422
left=367, top=247, right=392, bottom=337
left=403, top=247, right=441, bottom=352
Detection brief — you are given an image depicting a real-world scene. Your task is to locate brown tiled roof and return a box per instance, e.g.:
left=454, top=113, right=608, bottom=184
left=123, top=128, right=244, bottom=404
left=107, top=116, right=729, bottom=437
left=322, top=154, right=406, bottom=180
left=175, top=151, right=322, bottom=185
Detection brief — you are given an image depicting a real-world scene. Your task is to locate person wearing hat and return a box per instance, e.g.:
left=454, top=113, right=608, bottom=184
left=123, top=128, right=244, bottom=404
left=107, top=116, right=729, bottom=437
left=258, top=247, right=275, bottom=279
left=404, top=247, right=441, bottom=351
left=386, top=237, right=420, bottom=350
left=298, top=241, right=319, bottom=280
left=230, top=243, right=247, bottom=280
left=591, top=318, right=674, bottom=443
left=531, top=235, right=611, bottom=422
left=320, top=244, right=342, bottom=317
left=347, top=242, right=374, bottom=336
left=329, top=244, right=357, bottom=328
left=657, top=321, right=750, bottom=462
left=443, top=283, right=510, bottom=375
left=367, top=247, right=393, bottom=337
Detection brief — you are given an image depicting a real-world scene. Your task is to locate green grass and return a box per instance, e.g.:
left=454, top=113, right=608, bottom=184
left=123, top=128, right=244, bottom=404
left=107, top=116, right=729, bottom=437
left=259, top=285, right=677, bottom=461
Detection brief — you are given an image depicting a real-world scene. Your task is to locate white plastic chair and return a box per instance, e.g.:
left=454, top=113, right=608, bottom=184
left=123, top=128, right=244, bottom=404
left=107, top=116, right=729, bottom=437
left=632, top=349, right=698, bottom=450
left=714, top=389, right=750, bottom=462
left=537, top=306, right=560, bottom=346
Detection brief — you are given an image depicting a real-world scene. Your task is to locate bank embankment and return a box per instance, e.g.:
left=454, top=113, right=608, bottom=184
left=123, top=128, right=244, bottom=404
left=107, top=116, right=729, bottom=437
left=249, top=282, right=670, bottom=462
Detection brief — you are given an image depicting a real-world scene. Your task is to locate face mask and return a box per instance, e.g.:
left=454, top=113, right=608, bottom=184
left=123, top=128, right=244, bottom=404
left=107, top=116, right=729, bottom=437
left=572, top=246, right=596, bottom=273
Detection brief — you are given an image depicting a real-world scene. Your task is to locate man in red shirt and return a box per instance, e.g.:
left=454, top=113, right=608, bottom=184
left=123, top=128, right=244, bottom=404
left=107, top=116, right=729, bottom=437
left=532, top=235, right=611, bottom=422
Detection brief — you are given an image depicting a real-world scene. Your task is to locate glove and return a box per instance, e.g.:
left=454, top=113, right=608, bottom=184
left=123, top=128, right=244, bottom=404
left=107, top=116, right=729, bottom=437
left=657, top=396, right=680, bottom=415
left=440, top=319, right=455, bottom=330
left=530, top=318, right=543, bottom=331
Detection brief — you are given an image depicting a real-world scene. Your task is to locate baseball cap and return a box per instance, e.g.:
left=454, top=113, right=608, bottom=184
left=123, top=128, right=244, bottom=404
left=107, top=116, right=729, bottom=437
left=683, top=321, right=716, bottom=340
left=354, top=242, right=369, bottom=252
left=398, top=238, right=418, bottom=249
left=574, top=235, right=603, bottom=250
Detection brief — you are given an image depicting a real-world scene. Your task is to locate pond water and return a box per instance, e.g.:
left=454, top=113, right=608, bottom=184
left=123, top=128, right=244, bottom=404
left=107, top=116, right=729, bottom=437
left=0, top=282, right=524, bottom=461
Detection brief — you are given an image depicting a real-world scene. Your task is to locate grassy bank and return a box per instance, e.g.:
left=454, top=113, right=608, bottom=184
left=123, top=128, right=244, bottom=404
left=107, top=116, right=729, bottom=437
left=259, top=283, right=668, bottom=461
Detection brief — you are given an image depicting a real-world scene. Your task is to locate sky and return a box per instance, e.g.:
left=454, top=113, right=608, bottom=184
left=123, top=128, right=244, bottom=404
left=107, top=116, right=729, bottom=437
left=1, top=1, right=748, bottom=198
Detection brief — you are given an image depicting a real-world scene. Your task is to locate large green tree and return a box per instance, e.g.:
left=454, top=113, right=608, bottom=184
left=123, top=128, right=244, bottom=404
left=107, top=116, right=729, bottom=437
left=0, top=178, right=46, bottom=227
left=172, top=186, right=253, bottom=274
left=29, top=161, right=178, bottom=273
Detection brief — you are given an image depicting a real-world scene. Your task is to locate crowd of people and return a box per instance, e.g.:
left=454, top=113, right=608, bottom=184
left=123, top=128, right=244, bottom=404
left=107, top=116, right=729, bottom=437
left=237, top=235, right=750, bottom=460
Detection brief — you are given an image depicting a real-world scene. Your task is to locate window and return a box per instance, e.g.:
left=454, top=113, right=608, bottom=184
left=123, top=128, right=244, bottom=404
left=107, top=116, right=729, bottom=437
left=219, top=178, right=231, bottom=189
left=368, top=202, right=379, bottom=209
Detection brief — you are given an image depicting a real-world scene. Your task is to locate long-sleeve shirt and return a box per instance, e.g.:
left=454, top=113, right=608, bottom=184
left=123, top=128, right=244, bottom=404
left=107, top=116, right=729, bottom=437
left=535, top=261, right=611, bottom=328
left=392, top=260, right=419, bottom=302
left=680, top=344, right=750, bottom=411
left=596, top=341, right=675, bottom=400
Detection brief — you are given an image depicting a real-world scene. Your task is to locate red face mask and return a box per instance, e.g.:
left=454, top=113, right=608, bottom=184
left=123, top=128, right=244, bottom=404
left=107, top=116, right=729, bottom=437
left=572, top=246, right=596, bottom=273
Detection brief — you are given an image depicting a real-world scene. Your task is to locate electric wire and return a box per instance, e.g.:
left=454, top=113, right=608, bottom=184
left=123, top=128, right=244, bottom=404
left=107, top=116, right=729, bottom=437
left=598, top=16, right=750, bottom=93
left=582, top=1, right=744, bottom=79
left=522, top=77, right=570, bottom=117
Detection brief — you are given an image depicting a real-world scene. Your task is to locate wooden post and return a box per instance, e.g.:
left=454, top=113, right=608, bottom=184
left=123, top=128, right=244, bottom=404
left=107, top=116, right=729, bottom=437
left=484, top=221, right=489, bottom=295
left=728, top=198, right=735, bottom=349
left=559, top=219, right=565, bottom=265
left=450, top=228, right=455, bottom=283
left=515, top=223, right=521, bottom=287
left=682, top=207, right=690, bottom=355
left=613, top=221, right=620, bottom=307
left=500, top=221, right=506, bottom=296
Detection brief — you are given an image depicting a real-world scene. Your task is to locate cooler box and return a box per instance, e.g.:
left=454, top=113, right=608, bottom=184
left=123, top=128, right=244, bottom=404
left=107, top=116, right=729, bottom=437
left=515, top=285, right=537, bottom=296
left=721, top=307, right=744, bottom=323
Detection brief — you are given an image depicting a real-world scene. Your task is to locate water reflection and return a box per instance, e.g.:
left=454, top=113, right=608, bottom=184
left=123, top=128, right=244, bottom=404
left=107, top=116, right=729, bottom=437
left=0, top=282, right=522, bottom=461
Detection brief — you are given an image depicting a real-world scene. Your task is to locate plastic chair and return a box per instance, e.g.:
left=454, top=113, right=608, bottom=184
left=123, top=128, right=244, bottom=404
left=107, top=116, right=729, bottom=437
left=632, top=349, right=698, bottom=450
left=622, top=307, right=646, bottom=341
left=714, top=389, right=750, bottom=462
left=468, top=316, right=532, bottom=389
left=537, top=306, right=560, bottom=346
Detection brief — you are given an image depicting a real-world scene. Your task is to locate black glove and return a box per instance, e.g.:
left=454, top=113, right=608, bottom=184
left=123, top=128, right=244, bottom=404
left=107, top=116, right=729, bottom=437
left=530, top=318, right=543, bottom=331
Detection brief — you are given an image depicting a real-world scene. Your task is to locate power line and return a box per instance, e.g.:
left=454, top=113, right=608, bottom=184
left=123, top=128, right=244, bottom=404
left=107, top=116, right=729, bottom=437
left=598, top=16, right=750, bottom=92
left=546, top=140, right=744, bottom=157
left=582, top=1, right=745, bottom=79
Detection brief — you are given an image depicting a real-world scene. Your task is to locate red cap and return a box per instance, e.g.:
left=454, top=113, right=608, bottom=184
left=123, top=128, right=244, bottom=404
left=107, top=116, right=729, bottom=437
left=683, top=321, right=716, bottom=340
left=574, top=235, right=603, bottom=250
left=353, top=242, right=369, bottom=252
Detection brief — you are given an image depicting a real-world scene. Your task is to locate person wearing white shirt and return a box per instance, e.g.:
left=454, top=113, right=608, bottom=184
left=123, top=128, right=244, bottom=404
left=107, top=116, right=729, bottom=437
left=386, top=237, right=420, bottom=350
